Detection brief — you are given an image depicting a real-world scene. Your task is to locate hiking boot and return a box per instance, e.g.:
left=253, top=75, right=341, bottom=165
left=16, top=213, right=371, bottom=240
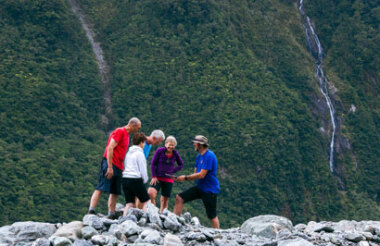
left=88, top=209, right=96, bottom=215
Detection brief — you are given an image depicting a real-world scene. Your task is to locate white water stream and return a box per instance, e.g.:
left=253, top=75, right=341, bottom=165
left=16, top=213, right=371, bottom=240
left=299, top=0, right=337, bottom=173
left=68, top=0, right=112, bottom=130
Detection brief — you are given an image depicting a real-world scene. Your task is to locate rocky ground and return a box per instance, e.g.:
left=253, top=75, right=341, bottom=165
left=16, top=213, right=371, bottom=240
left=0, top=203, right=379, bottom=246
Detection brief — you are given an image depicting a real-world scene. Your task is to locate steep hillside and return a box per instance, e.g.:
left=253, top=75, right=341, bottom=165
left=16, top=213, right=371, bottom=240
left=0, top=0, right=379, bottom=228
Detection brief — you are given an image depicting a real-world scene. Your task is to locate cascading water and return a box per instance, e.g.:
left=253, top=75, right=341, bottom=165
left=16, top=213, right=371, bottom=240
left=298, top=0, right=337, bottom=173
left=68, top=0, right=112, bottom=131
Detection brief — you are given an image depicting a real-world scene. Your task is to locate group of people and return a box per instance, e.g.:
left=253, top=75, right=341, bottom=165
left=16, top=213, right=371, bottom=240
left=87, top=117, right=220, bottom=228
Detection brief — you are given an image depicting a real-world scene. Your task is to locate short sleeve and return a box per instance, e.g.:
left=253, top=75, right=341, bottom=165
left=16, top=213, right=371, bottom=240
left=111, top=128, right=124, bottom=143
left=201, top=155, right=214, bottom=171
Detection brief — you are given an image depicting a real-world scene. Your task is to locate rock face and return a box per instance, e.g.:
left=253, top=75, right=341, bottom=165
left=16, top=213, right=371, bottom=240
left=0, top=221, right=57, bottom=245
left=1, top=203, right=379, bottom=245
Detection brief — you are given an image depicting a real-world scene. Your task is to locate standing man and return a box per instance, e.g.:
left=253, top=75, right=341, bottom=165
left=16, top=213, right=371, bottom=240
left=143, top=130, right=165, bottom=159
left=88, top=117, right=141, bottom=219
left=174, top=135, right=220, bottom=228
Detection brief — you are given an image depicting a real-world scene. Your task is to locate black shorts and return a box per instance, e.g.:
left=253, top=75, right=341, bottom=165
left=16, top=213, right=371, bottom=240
left=95, top=158, right=122, bottom=195
left=122, top=178, right=150, bottom=204
left=178, top=186, right=218, bottom=219
left=150, top=180, right=173, bottom=198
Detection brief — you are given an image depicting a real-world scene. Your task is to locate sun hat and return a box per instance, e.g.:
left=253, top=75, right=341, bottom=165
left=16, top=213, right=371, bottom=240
left=192, top=135, right=209, bottom=146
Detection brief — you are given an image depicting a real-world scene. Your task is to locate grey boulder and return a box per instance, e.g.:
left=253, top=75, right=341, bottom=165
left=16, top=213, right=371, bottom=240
left=126, top=208, right=145, bottom=220
left=146, top=203, right=163, bottom=228
left=182, top=212, right=191, bottom=224
left=136, top=229, right=161, bottom=245
left=277, top=238, right=313, bottom=246
left=191, top=217, right=200, bottom=227
left=345, top=232, right=365, bottom=242
left=119, top=220, right=142, bottom=236
left=81, top=226, right=98, bottom=240
left=0, top=225, right=15, bottom=245
left=73, top=239, right=93, bottom=246
left=186, top=232, right=207, bottom=242
left=53, top=221, right=83, bottom=241
left=49, top=236, right=73, bottom=246
left=32, top=238, right=51, bottom=246
left=118, top=215, right=137, bottom=223
left=241, top=215, right=293, bottom=239
left=163, top=211, right=182, bottom=232
left=10, top=221, right=57, bottom=244
left=163, top=233, right=183, bottom=246
left=358, top=241, right=370, bottom=246
left=142, top=230, right=161, bottom=244
left=91, top=234, right=117, bottom=245
left=83, top=215, right=103, bottom=230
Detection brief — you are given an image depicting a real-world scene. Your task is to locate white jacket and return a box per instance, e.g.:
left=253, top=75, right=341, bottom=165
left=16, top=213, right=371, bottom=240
left=122, top=145, right=148, bottom=183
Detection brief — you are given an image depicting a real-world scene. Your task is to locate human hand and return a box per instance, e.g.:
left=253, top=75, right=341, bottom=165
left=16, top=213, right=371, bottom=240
left=175, top=175, right=186, bottom=182
left=105, top=167, right=113, bottom=179
left=150, top=177, right=158, bottom=185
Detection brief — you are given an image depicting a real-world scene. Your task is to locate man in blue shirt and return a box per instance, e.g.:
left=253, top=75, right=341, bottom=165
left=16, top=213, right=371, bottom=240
left=143, top=130, right=165, bottom=159
left=136, top=129, right=165, bottom=209
left=174, top=135, right=220, bottom=228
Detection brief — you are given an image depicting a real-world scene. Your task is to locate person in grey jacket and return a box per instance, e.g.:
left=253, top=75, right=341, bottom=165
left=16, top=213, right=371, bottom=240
left=122, top=133, right=150, bottom=215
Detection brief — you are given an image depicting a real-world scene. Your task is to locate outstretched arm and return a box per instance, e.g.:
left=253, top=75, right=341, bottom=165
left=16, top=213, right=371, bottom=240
left=176, top=169, right=208, bottom=182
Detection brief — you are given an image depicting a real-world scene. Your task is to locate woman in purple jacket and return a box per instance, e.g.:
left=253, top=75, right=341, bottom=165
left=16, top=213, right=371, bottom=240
left=148, top=136, right=184, bottom=212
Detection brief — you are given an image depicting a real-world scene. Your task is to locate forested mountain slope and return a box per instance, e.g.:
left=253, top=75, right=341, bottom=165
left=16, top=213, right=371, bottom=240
left=0, top=0, right=378, bottom=228
left=0, top=0, right=106, bottom=223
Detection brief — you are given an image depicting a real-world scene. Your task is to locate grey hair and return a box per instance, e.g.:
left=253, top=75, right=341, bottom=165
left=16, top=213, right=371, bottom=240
left=165, top=136, right=177, bottom=146
left=151, top=130, right=165, bottom=140
left=128, top=117, right=141, bottom=126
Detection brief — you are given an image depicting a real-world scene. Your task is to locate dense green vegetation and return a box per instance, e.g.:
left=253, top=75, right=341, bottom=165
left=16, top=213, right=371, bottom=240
left=0, top=0, right=378, bottom=228
left=0, top=0, right=106, bottom=223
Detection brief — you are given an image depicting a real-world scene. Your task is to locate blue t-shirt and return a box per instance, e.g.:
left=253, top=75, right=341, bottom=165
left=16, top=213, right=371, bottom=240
left=143, top=141, right=152, bottom=159
left=195, top=150, right=220, bottom=194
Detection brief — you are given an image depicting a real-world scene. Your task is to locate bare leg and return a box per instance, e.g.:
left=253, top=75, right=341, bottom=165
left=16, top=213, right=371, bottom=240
left=138, top=202, right=144, bottom=209
left=123, top=203, right=135, bottom=216
left=135, top=197, right=144, bottom=209
left=90, top=190, right=102, bottom=209
left=141, top=201, right=149, bottom=212
left=148, top=188, right=158, bottom=206
left=108, top=194, right=118, bottom=213
left=160, top=196, right=169, bottom=213
left=210, top=217, right=220, bottom=229
left=173, top=195, right=184, bottom=216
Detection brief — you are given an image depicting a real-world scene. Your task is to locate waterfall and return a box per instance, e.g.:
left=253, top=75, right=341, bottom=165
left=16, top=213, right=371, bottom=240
left=68, top=0, right=112, bottom=131
left=298, top=0, right=337, bottom=173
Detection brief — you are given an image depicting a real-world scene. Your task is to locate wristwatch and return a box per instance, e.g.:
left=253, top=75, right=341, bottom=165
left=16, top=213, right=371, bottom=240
left=185, top=175, right=188, bottom=181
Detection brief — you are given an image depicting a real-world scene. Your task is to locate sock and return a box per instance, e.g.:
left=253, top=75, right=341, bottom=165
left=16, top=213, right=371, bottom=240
left=89, top=207, right=95, bottom=211
left=108, top=211, right=115, bottom=216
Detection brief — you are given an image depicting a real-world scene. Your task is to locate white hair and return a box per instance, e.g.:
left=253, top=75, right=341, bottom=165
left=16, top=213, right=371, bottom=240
left=128, top=117, right=141, bottom=126
left=165, top=136, right=177, bottom=146
left=151, top=130, right=165, bottom=140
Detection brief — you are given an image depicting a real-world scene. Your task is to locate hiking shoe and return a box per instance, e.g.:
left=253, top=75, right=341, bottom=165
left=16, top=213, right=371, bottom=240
left=107, top=213, right=118, bottom=220
left=88, top=209, right=96, bottom=215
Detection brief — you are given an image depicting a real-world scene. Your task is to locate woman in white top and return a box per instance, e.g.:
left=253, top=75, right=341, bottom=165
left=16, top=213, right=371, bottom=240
left=122, top=133, right=150, bottom=215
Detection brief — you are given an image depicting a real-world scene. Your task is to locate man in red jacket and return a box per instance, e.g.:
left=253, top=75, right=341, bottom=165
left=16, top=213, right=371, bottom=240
left=88, top=117, right=141, bottom=219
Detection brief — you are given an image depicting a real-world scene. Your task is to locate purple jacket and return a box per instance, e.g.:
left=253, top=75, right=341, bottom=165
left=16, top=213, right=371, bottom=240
left=151, top=147, right=184, bottom=178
